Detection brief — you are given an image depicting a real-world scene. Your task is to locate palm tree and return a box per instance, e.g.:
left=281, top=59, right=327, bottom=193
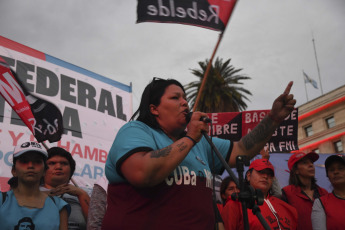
left=185, top=57, right=251, bottom=112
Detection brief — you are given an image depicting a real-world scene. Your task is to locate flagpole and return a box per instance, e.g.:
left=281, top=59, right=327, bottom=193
left=303, top=70, right=309, bottom=102
left=312, top=36, right=323, bottom=95
left=192, top=0, right=239, bottom=111
left=193, top=32, right=224, bottom=111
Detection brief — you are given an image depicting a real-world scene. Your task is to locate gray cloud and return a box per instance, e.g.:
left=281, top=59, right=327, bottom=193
left=1, top=0, right=344, bottom=111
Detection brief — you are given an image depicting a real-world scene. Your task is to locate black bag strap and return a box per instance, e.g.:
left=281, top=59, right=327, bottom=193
left=1, top=191, right=7, bottom=204
left=48, top=195, right=56, bottom=204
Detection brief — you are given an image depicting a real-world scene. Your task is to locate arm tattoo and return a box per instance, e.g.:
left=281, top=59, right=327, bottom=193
left=177, top=141, right=187, bottom=152
left=150, top=145, right=172, bottom=158
left=242, top=116, right=276, bottom=150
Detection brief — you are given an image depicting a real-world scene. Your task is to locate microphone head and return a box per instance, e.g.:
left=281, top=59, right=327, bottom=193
left=186, top=112, right=211, bottom=123
left=202, top=117, right=212, bottom=123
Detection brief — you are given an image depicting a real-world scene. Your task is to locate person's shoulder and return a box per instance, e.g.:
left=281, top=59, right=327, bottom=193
left=271, top=196, right=295, bottom=207
left=118, top=121, right=152, bottom=133
left=124, top=120, right=146, bottom=128
left=1, top=189, right=13, bottom=200
left=270, top=196, right=298, bottom=214
left=316, top=185, right=329, bottom=196
left=223, top=198, right=241, bottom=210
left=0, top=190, right=9, bottom=205
left=48, top=195, right=72, bottom=214
left=221, top=199, right=242, bottom=221
left=320, top=192, right=333, bottom=202
left=282, top=184, right=299, bottom=193
left=270, top=195, right=284, bottom=203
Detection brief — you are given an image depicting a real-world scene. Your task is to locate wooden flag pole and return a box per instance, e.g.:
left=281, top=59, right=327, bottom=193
left=192, top=0, right=239, bottom=112
left=192, top=32, right=224, bottom=111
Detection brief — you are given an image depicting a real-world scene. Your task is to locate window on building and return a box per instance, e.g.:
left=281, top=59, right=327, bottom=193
left=325, top=116, right=335, bottom=129
left=312, top=148, right=320, bottom=154
left=304, top=125, right=313, bottom=137
left=334, top=140, right=343, bottom=153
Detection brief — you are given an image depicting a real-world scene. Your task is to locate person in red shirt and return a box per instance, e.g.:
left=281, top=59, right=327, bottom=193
left=221, top=159, right=297, bottom=230
left=217, top=176, right=240, bottom=213
left=311, top=154, right=345, bottom=230
left=282, top=151, right=328, bottom=230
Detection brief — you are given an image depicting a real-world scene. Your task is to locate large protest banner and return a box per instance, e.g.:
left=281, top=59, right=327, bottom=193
left=0, top=36, right=132, bottom=191
left=208, top=109, right=299, bottom=152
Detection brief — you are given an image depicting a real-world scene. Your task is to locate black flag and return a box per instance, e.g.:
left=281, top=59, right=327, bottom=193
left=0, top=57, right=63, bottom=143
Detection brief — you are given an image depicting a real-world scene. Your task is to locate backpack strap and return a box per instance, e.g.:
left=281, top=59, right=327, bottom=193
left=48, top=195, right=56, bottom=204
left=1, top=192, right=7, bottom=205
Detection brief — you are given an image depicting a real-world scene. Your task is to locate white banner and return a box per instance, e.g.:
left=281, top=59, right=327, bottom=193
left=0, top=36, right=132, bottom=191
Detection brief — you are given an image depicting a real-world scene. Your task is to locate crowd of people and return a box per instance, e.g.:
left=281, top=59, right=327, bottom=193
left=0, top=78, right=344, bottom=230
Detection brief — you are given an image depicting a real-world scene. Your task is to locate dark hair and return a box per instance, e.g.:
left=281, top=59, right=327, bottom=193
left=245, top=168, right=253, bottom=184
left=325, top=155, right=345, bottom=177
left=47, top=147, right=76, bottom=179
left=220, top=176, right=236, bottom=203
left=15, top=217, right=35, bottom=230
left=289, top=163, right=316, bottom=188
left=131, top=78, right=185, bottom=129
left=9, top=152, right=47, bottom=188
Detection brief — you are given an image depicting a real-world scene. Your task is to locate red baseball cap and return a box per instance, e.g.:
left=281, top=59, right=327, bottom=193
left=287, top=151, right=319, bottom=171
left=249, top=159, right=275, bottom=176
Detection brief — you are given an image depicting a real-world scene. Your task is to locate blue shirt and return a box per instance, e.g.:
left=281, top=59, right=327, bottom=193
left=102, top=121, right=232, bottom=229
left=105, top=120, right=232, bottom=184
left=0, top=190, right=70, bottom=230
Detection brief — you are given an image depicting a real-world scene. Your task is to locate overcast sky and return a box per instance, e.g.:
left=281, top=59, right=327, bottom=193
left=1, top=0, right=344, bottom=112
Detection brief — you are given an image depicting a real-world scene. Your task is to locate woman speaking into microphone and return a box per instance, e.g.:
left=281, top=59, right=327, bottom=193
left=102, top=78, right=296, bottom=230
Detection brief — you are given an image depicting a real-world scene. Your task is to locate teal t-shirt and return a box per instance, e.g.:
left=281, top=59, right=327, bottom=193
left=102, top=121, right=232, bottom=229
left=105, top=120, right=232, bottom=184
left=0, top=190, right=70, bottom=230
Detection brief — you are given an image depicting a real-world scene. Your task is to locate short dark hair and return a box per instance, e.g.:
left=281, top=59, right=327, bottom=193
left=220, top=176, right=236, bottom=203
left=131, top=78, right=185, bottom=129
left=47, top=147, right=76, bottom=179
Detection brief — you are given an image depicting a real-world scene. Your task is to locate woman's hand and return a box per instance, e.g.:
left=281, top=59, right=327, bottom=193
left=186, top=111, right=210, bottom=142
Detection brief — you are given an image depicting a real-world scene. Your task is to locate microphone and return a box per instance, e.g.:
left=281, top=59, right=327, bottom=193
left=186, top=112, right=211, bottom=123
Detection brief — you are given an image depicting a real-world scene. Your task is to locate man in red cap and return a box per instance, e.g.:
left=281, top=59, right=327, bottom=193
left=221, top=159, right=297, bottom=230
left=282, top=151, right=328, bottom=230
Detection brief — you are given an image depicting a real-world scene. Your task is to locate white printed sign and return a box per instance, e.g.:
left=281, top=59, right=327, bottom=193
left=0, top=36, right=132, bottom=191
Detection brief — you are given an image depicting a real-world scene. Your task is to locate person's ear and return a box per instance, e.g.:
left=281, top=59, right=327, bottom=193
left=246, top=171, right=251, bottom=182
left=150, top=104, right=159, bottom=116
left=11, top=168, right=17, bottom=177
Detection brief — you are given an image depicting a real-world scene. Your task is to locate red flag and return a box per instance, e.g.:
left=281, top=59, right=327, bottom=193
left=0, top=57, right=63, bottom=143
left=0, top=58, right=36, bottom=134
left=137, top=0, right=237, bottom=32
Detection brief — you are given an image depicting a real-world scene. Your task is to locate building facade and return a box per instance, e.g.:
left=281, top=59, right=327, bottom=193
left=297, top=85, right=345, bottom=153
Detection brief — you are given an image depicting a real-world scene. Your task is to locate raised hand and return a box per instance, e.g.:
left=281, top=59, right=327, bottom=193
left=269, top=81, right=296, bottom=123
left=49, top=183, right=81, bottom=197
